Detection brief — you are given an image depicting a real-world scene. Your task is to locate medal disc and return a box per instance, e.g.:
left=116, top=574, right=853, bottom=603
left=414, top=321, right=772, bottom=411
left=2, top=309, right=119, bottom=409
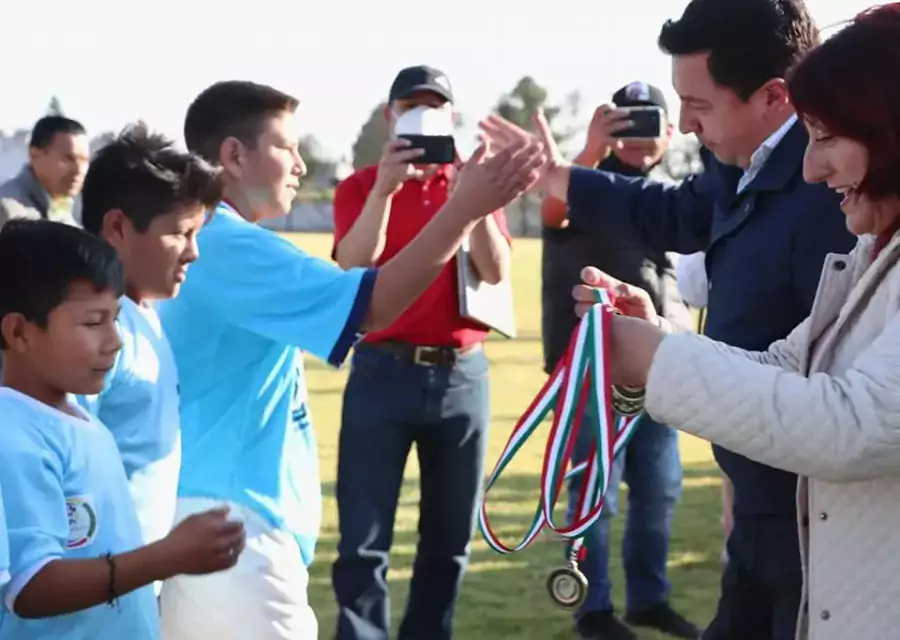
left=546, top=566, right=588, bottom=609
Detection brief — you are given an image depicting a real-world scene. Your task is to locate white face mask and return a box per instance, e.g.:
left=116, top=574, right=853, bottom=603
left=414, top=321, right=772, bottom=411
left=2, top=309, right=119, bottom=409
left=393, top=104, right=454, bottom=137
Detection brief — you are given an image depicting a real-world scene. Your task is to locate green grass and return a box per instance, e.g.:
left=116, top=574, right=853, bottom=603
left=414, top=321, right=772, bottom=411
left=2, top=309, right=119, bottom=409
left=286, top=232, right=724, bottom=639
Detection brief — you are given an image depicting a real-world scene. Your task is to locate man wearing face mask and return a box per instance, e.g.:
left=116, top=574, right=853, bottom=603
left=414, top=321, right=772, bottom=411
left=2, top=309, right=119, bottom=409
left=541, top=82, right=699, bottom=640
left=331, top=65, right=511, bottom=640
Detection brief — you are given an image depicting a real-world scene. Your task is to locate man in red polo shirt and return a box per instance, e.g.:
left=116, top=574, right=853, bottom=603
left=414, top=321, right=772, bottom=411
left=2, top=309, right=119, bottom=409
left=331, top=65, right=510, bottom=640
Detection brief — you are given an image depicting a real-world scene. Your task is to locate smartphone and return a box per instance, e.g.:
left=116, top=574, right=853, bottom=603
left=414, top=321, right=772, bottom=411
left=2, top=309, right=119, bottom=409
left=394, top=105, right=457, bottom=164
left=612, top=106, right=665, bottom=139
left=396, top=133, right=456, bottom=165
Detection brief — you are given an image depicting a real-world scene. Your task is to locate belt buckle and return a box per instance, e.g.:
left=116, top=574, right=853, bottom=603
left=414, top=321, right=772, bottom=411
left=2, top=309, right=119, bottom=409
left=413, top=346, right=438, bottom=367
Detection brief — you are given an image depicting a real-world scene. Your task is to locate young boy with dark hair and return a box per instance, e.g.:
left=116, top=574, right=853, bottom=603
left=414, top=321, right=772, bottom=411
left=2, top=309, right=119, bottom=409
left=76, top=124, right=222, bottom=562
left=157, top=80, right=544, bottom=638
left=0, top=220, right=246, bottom=639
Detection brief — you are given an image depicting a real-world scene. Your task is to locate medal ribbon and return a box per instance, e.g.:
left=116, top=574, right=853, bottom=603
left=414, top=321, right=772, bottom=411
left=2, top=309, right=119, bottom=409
left=478, top=289, right=643, bottom=554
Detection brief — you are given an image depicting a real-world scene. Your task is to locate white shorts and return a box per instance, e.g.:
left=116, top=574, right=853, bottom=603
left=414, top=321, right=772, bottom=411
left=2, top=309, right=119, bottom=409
left=159, top=497, right=318, bottom=640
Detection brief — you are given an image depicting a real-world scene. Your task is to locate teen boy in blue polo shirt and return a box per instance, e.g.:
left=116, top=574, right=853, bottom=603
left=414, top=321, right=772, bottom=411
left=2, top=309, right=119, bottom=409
left=157, top=80, right=544, bottom=639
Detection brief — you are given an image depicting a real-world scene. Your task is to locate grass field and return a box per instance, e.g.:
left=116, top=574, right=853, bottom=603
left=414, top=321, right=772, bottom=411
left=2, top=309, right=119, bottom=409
left=286, top=232, right=724, bottom=639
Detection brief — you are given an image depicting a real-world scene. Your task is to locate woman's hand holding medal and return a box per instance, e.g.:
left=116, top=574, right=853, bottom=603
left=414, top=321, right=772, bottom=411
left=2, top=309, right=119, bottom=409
left=573, top=266, right=666, bottom=388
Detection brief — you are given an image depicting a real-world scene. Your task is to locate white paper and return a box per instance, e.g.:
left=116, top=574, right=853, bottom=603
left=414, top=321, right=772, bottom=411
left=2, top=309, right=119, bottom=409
left=456, top=237, right=517, bottom=339
left=394, top=104, right=454, bottom=137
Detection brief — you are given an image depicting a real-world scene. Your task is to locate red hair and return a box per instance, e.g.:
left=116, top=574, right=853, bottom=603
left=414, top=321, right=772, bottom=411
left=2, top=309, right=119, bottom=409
left=788, top=3, right=900, bottom=199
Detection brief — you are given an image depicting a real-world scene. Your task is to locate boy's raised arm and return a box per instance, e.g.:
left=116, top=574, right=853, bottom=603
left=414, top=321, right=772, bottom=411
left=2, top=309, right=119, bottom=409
left=185, top=139, right=544, bottom=368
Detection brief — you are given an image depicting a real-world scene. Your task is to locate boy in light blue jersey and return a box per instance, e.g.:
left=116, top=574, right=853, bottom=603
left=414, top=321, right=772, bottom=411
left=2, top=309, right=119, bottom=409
left=0, top=491, right=8, bottom=591
left=0, top=220, right=247, bottom=639
left=0, top=492, right=6, bottom=631
left=157, top=80, right=545, bottom=639
left=75, top=124, right=223, bottom=559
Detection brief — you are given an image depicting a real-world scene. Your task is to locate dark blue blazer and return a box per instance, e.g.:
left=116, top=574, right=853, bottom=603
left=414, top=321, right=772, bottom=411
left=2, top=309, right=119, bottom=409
left=566, top=121, right=856, bottom=578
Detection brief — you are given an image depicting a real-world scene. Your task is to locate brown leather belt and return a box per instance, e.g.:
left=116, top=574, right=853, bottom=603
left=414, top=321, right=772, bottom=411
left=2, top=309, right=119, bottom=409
left=359, top=341, right=481, bottom=367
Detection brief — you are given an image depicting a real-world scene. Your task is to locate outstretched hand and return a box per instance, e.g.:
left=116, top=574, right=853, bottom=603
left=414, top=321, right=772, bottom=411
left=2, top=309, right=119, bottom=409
left=448, top=136, right=546, bottom=219
left=478, top=109, right=569, bottom=193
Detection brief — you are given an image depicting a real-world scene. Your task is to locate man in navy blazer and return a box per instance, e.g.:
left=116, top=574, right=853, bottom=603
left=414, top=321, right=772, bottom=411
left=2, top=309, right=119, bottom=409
left=481, top=1, right=855, bottom=638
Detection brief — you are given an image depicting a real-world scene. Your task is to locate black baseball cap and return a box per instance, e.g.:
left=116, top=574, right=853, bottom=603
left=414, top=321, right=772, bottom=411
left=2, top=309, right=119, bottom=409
left=389, top=65, right=454, bottom=104
left=612, top=81, right=668, bottom=113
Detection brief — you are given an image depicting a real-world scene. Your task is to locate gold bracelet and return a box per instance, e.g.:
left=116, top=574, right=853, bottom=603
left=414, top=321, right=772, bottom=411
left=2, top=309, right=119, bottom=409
left=607, top=306, right=647, bottom=416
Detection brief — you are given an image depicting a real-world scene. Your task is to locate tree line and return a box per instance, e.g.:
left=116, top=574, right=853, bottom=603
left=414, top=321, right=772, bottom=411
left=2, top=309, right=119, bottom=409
left=34, top=78, right=704, bottom=206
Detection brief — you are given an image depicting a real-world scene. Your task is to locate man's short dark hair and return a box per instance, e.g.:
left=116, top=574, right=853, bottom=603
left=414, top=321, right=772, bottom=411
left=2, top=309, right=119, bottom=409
left=0, top=220, right=124, bottom=348
left=658, top=0, right=820, bottom=100
left=80, top=123, right=223, bottom=236
left=29, top=116, right=86, bottom=149
left=183, top=81, right=300, bottom=164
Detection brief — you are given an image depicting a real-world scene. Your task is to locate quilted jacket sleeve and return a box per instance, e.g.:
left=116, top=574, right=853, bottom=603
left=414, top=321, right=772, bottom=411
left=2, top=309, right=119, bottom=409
left=645, top=315, right=900, bottom=482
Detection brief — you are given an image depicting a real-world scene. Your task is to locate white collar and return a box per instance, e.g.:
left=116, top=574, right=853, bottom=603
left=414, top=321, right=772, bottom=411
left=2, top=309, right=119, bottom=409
left=750, top=113, right=798, bottom=169
left=737, top=113, right=798, bottom=193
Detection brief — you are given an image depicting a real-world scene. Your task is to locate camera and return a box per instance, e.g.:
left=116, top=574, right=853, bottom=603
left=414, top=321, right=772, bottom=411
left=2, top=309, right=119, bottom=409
left=393, top=105, right=457, bottom=165
left=612, top=106, right=666, bottom=140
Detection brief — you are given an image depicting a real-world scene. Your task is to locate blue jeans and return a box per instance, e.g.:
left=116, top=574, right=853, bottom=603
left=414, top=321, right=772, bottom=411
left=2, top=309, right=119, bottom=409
left=332, top=344, right=490, bottom=640
left=565, top=409, right=682, bottom=617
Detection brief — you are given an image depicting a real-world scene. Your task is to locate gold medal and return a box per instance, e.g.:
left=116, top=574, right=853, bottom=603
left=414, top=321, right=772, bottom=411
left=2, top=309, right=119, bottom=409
left=546, top=562, right=588, bottom=609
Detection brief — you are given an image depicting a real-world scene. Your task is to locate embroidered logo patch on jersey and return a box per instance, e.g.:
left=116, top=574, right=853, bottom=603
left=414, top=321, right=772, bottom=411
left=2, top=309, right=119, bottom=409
left=66, top=494, right=98, bottom=549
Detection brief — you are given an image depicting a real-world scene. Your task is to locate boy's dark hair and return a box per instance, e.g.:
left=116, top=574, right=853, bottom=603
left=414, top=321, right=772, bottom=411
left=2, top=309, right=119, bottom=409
left=183, top=81, right=299, bottom=164
left=80, top=122, right=223, bottom=236
left=658, top=0, right=820, bottom=101
left=29, top=116, right=86, bottom=149
left=0, top=220, right=124, bottom=349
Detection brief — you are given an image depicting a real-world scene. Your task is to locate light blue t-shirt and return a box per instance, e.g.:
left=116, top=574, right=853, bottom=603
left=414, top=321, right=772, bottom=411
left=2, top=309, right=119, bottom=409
left=0, top=491, right=9, bottom=591
left=157, top=202, right=375, bottom=565
left=0, top=388, right=159, bottom=640
left=77, top=297, right=181, bottom=547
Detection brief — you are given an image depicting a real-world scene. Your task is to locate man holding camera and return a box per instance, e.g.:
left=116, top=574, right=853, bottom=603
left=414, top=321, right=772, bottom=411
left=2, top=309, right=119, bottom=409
left=541, top=82, right=699, bottom=640
left=330, top=65, right=511, bottom=640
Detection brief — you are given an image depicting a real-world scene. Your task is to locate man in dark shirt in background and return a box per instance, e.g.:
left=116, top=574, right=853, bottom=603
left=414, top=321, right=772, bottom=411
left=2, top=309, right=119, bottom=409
left=541, top=82, right=698, bottom=640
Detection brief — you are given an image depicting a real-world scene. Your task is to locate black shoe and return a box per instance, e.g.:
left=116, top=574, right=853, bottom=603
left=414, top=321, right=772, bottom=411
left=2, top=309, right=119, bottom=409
left=624, top=602, right=701, bottom=639
left=575, top=610, right=638, bottom=640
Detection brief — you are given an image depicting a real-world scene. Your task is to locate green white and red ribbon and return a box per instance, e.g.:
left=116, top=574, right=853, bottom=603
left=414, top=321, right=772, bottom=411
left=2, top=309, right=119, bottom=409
left=478, top=288, right=643, bottom=556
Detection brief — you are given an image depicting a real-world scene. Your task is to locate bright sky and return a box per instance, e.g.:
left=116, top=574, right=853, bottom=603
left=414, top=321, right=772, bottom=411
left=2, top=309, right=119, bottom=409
left=0, top=0, right=873, bottom=161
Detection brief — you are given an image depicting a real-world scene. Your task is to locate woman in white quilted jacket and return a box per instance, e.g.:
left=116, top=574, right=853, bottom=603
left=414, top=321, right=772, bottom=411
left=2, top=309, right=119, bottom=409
left=575, top=5, right=900, bottom=640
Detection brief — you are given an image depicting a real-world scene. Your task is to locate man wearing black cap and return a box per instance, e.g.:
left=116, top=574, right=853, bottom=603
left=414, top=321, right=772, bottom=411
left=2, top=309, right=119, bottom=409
left=330, top=65, right=511, bottom=640
left=540, top=81, right=699, bottom=640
